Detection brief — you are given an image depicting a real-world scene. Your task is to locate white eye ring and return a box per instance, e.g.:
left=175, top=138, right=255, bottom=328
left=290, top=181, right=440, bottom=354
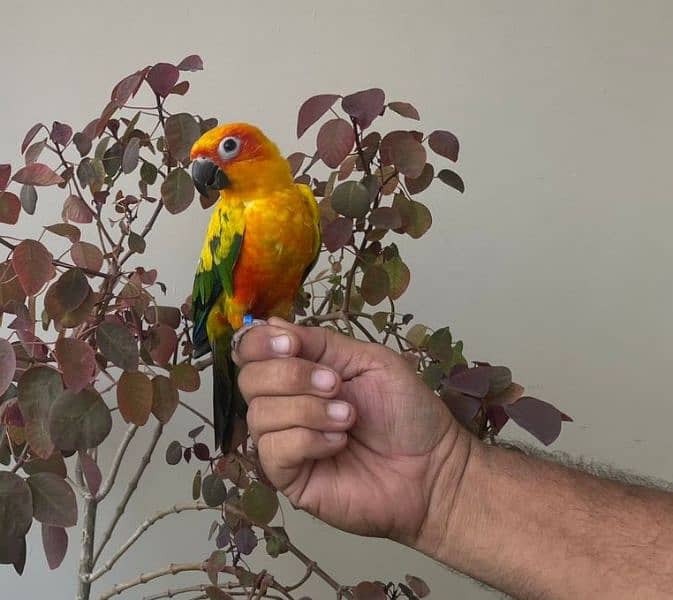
left=218, top=136, right=241, bottom=160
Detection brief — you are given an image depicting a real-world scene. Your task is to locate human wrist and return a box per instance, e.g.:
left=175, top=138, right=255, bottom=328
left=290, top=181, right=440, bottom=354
left=409, top=422, right=483, bottom=564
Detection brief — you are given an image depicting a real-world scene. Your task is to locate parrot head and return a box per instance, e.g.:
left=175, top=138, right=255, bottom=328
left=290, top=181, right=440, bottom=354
left=190, top=123, right=287, bottom=196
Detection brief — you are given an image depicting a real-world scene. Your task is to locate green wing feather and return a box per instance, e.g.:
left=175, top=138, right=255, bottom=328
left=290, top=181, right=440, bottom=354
left=191, top=206, right=245, bottom=357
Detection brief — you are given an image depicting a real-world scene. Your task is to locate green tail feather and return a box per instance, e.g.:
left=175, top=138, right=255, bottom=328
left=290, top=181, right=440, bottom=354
left=211, top=332, right=246, bottom=453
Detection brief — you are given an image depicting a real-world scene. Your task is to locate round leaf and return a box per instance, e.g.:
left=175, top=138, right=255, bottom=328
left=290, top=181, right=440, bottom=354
left=146, top=63, right=180, bottom=97
left=27, top=473, right=77, bottom=527
left=316, top=119, right=355, bottom=168
left=360, top=265, right=390, bottom=306
left=161, top=168, right=195, bottom=214
left=18, top=366, right=63, bottom=459
left=165, top=440, right=182, bottom=465
left=241, top=481, right=279, bottom=525
left=405, top=163, right=434, bottom=195
left=341, top=88, right=385, bottom=129
left=504, top=397, right=563, bottom=446
left=0, top=338, right=16, bottom=396
left=353, top=582, right=386, bottom=600
left=330, top=180, right=370, bottom=218
left=165, top=113, right=201, bottom=163
left=0, top=471, right=33, bottom=538
left=151, top=375, right=179, bottom=424
left=44, top=269, right=91, bottom=322
left=170, top=363, right=200, bottom=392
left=322, top=217, right=353, bottom=252
left=177, top=54, right=204, bottom=71
left=62, top=195, right=93, bottom=224
left=405, top=575, right=430, bottom=598
left=12, top=163, right=63, bottom=186
left=96, top=321, right=139, bottom=372
left=117, top=371, right=153, bottom=426
left=54, top=338, right=95, bottom=393
left=370, top=207, right=402, bottom=230
left=0, top=192, right=20, bottom=225
left=383, top=255, right=410, bottom=299
left=390, top=134, right=426, bottom=178
left=202, top=473, right=227, bottom=507
left=297, top=94, right=340, bottom=138
left=70, top=241, right=103, bottom=273
left=48, top=388, right=112, bottom=452
left=437, top=168, right=465, bottom=193
left=11, top=239, right=53, bottom=295
left=428, top=130, right=459, bottom=161
left=387, top=101, right=420, bottom=120
left=50, top=122, right=72, bottom=147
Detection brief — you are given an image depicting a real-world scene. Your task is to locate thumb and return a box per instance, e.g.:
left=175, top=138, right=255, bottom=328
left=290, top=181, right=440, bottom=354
left=267, top=317, right=383, bottom=378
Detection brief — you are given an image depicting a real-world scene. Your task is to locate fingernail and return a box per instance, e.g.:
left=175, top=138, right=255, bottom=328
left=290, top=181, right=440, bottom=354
left=327, top=401, right=350, bottom=422
left=324, top=431, right=345, bottom=442
left=312, top=369, right=336, bottom=391
left=270, top=335, right=291, bottom=355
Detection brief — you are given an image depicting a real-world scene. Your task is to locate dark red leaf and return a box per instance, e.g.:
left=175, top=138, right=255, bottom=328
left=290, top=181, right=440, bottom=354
left=405, top=575, right=430, bottom=598
left=25, top=139, right=47, bottom=165
left=388, top=101, right=420, bottom=120
left=322, top=217, right=353, bottom=252
left=50, top=122, right=72, bottom=146
left=193, top=442, right=210, bottom=461
left=62, top=195, right=93, bottom=224
left=41, top=524, right=67, bottom=570
left=0, top=164, right=10, bottom=191
left=147, top=63, right=180, bottom=97
left=111, top=69, right=147, bottom=107
left=177, top=54, right=203, bottom=71
left=72, top=132, right=92, bottom=157
left=297, top=94, right=340, bottom=138
left=11, top=240, right=53, bottom=295
left=0, top=192, right=20, bottom=225
left=428, top=130, right=459, bottom=161
left=12, top=163, right=64, bottom=187
left=78, top=450, right=102, bottom=496
left=316, top=119, right=355, bottom=169
left=55, top=338, right=95, bottom=393
left=436, top=169, right=465, bottom=193
left=21, top=123, right=44, bottom=154
left=286, top=152, right=306, bottom=176
left=170, top=80, right=190, bottom=96
left=369, top=207, right=402, bottom=229
left=405, top=163, right=434, bottom=195
left=117, top=371, right=152, bottom=426
left=447, top=366, right=490, bottom=398
left=504, top=397, right=563, bottom=445
left=341, top=88, right=385, bottom=129
left=386, top=133, right=426, bottom=178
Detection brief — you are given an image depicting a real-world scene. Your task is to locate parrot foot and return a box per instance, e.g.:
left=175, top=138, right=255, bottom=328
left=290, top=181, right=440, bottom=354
left=231, top=318, right=267, bottom=353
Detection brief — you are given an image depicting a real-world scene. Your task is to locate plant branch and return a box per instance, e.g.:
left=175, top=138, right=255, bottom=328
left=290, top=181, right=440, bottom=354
left=88, top=502, right=217, bottom=582
left=178, top=400, right=214, bottom=428
left=92, top=423, right=164, bottom=566
left=96, top=424, right=139, bottom=501
left=77, top=495, right=98, bottom=600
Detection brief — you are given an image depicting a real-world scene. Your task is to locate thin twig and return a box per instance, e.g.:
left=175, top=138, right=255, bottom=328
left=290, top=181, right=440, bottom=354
left=178, top=400, right=214, bottom=428
left=92, top=423, right=164, bottom=566
left=88, top=502, right=218, bottom=582
left=96, top=424, right=139, bottom=501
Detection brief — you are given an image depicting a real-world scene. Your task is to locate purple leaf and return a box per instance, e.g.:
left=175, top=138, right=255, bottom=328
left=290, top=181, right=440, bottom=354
left=78, top=451, right=102, bottom=496
left=147, top=63, right=180, bottom=98
left=110, top=69, right=147, bottom=107
left=446, top=366, right=491, bottom=398
left=388, top=101, right=420, bottom=120
left=428, top=130, right=459, bottom=161
left=0, top=164, right=10, bottom=191
left=177, top=54, right=203, bottom=71
left=21, top=123, right=45, bottom=154
left=50, top=122, right=73, bottom=146
left=342, top=88, right=385, bottom=129
left=297, top=94, right=340, bottom=138
left=504, top=397, right=563, bottom=445
left=12, top=163, right=64, bottom=186
left=41, top=524, right=67, bottom=570
left=316, top=119, right=354, bottom=168
left=234, top=525, right=258, bottom=555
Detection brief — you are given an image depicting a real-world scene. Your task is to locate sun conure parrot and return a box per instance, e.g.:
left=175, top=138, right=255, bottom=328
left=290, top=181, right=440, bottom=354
left=189, top=123, right=321, bottom=452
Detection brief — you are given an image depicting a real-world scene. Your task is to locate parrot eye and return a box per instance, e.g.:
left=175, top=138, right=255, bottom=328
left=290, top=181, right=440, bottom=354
left=218, top=136, right=241, bottom=160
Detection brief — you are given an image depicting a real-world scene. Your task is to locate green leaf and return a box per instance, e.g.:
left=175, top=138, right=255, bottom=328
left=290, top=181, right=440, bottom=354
left=0, top=472, right=33, bottom=539
left=128, top=231, right=146, bottom=254
left=165, top=440, right=182, bottom=465
left=383, top=254, right=410, bottom=300
left=161, top=168, right=195, bottom=214
left=422, top=364, right=443, bottom=390
left=360, top=265, right=390, bottom=306
left=19, top=184, right=37, bottom=214
left=192, top=469, right=202, bottom=501
left=202, top=474, right=227, bottom=507
left=96, top=321, right=139, bottom=372
left=44, top=269, right=91, bottom=324
left=48, top=388, right=112, bottom=452
left=371, top=311, right=389, bottom=333
left=27, top=473, right=77, bottom=527
left=241, top=481, right=279, bottom=524
left=18, top=366, right=63, bottom=459
left=44, top=223, right=80, bottom=243
left=427, top=327, right=453, bottom=362
left=121, top=137, right=140, bottom=174
left=165, top=113, right=201, bottom=163
left=206, top=549, right=228, bottom=585
left=0, top=338, right=16, bottom=397
left=436, top=168, right=465, bottom=193
left=330, top=180, right=370, bottom=218
left=140, top=161, right=158, bottom=185
left=117, top=371, right=153, bottom=426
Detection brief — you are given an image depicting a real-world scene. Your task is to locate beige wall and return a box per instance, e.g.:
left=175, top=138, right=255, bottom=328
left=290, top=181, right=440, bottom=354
left=2, top=1, right=672, bottom=598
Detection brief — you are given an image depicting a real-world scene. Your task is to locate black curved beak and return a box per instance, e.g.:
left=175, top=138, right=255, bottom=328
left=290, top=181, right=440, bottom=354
left=191, top=158, right=230, bottom=197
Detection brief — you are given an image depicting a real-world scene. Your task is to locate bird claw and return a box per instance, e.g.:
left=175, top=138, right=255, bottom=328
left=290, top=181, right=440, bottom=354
left=231, top=318, right=267, bottom=353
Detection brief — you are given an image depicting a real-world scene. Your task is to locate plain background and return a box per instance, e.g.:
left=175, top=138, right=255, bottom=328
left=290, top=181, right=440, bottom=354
left=2, top=1, right=673, bottom=598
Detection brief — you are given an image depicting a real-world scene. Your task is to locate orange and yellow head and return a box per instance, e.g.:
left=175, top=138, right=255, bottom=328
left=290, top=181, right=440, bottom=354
left=190, top=122, right=289, bottom=196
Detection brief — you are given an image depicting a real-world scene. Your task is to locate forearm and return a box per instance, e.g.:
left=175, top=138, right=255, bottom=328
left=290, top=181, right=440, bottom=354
left=416, top=434, right=673, bottom=598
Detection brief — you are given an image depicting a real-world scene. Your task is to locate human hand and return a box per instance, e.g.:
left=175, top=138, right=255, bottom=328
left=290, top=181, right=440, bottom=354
left=235, top=317, right=472, bottom=546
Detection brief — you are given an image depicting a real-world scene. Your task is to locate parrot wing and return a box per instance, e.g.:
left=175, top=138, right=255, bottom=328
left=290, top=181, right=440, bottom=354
left=191, top=207, right=245, bottom=357
left=296, top=183, right=322, bottom=286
